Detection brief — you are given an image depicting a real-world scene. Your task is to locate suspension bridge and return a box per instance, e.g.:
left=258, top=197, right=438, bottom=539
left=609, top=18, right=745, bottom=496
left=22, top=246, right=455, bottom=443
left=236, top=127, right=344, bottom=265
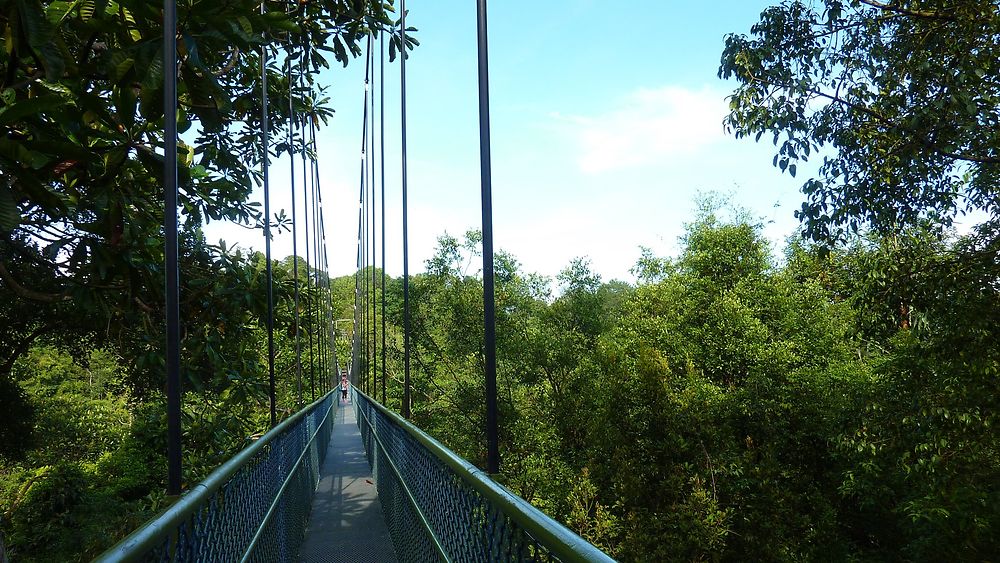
left=81, top=0, right=615, bottom=561
left=94, top=386, right=613, bottom=562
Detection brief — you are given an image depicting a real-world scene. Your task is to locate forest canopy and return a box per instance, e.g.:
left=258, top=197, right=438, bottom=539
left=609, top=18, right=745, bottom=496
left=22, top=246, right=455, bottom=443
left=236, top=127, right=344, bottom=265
left=1, top=0, right=998, bottom=561
left=0, top=0, right=403, bottom=558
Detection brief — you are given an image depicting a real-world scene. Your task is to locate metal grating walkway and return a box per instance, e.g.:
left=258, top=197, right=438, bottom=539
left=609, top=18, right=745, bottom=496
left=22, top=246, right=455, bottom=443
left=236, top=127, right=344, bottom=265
left=299, top=396, right=397, bottom=563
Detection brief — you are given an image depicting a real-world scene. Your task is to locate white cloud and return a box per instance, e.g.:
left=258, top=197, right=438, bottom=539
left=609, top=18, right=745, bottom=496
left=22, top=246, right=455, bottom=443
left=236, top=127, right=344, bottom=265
left=555, top=85, right=728, bottom=174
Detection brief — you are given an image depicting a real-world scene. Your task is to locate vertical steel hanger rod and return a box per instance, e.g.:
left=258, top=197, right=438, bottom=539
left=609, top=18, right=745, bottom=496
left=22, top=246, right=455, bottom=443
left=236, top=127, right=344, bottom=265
left=476, top=0, right=499, bottom=473
left=400, top=0, right=411, bottom=419
left=163, top=0, right=182, bottom=496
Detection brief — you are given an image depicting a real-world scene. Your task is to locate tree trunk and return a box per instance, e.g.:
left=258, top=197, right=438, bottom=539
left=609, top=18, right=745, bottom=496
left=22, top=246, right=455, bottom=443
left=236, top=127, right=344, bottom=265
left=0, top=528, right=9, bottom=563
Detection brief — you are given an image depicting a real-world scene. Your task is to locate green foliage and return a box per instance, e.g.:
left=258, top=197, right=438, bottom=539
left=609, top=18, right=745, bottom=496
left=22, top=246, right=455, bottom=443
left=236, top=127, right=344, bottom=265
left=720, top=0, right=1000, bottom=242
left=721, top=5, right=1000, bottom=550
left=380, top=213, right=865, bottom=559
left=0, top=376, right=34, bottom=460
left=11, top=347, right=127, bottom=460
left=0, top=346, right=163, bottom=561
left=0, top=0, right=399, bottom=558
left=565, top=467, right=619, bottom=553
left=824, top=225, right=1000, bottom=559
left=581, top=205, right=871, bottom=559
left=372, top=190, right=997, bottom=561
left=2, top=454, right=162, bottom=562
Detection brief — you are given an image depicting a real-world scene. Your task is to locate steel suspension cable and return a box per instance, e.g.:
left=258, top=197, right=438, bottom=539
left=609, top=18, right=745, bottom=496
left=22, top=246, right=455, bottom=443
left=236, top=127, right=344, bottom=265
left=477, top=0, right=500, bottom=473
left=260, top=18, right=277, bottom=428
left=318, top=209, right=334, bottom=392
left=361, top=138, right=368, bottom=394
left=300, top=50, right=316, bottom=400
left=354, top=192, right=361, bottom=388
left=310, top=118, right=325, bottom=393
left=310, top=125, right=330, bottom=395
left=163, top=0, right=182, bottom=496
left=370, top=35, right=378, bottom=401
left=356, top=34, right=373, bottom=393
left=357, top=137, right=363, bottom=392
left=380, top=32, right=387, bottom=405
left=400, top=0, right=411, bottom=419
left=365, top=155, right=371, bottom=395
left=322, top=207, right=339, bottom=382
left=363, top=90, right=370, bottom=395
left=309, top=135, right=326, bottom=396
left=358, top=195, right=363, bottom=393
left=353, top=149, right=362, bottom=389
left=365, top=38, right=372, bottom=396
left=319, top=215, right=331, bottom=393
left=287, top=34, right=302, bottom=408
left=363, top=32, right=373, bottom=388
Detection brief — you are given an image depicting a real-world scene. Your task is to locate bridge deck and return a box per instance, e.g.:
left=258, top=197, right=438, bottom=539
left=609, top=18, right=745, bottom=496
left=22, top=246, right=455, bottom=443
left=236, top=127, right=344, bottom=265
left=299, top=396, right=397, bottom=563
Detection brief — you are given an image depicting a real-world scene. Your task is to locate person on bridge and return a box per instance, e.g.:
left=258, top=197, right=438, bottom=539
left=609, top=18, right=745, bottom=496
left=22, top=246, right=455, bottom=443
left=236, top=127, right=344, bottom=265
left=341, top=375, right=349, bottom=403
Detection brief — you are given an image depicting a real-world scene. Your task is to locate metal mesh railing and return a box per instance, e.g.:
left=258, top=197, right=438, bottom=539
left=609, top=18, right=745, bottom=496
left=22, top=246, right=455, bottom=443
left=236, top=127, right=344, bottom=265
left=95, top=392, right=336, bottom=563
left=353, top=389, right=616, bottom=563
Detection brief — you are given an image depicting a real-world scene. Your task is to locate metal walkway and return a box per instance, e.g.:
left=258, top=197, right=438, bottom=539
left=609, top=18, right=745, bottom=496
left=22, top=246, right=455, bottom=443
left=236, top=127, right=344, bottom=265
left=299, top=397, right=397, bottom=562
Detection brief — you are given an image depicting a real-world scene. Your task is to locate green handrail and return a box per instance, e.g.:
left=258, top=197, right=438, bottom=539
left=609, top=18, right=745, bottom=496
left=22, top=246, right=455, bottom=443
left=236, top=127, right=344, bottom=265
left=94, top=392, right=335, bottom=562
left=355, top=394, right=451, bottom=561
left=238, top=396, right=336, bottom=562
left=354, top=389, right=616, bottom=563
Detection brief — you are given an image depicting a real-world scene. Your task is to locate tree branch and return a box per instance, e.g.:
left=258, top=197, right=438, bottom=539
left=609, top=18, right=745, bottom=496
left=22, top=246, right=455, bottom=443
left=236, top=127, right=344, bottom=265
left=745, top=72, right=1000, bottom=165
left=0, top=261, right=70, bottom=303
left=807, top=87, right=1000, bottom=164
left=0, top=321, right=58, bottom=376
left=857, top=0, right=956, bottom=21
left=79, top=32, right=99, bottom=66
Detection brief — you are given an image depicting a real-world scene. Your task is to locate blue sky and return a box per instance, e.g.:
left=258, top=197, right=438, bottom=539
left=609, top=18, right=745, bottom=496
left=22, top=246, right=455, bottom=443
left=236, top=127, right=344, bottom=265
left=205, top=0, right=815, bottom=283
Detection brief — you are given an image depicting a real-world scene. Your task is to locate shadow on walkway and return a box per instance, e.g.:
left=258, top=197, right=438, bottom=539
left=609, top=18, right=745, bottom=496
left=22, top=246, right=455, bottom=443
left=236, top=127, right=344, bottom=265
left=299, top=399, right=397, bottom=563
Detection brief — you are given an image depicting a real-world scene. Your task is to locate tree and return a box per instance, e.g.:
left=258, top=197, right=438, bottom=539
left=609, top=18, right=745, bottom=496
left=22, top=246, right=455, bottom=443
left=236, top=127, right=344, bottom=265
left=0, top=2, right=414, bottom=557
left=587, top=204, right=872, bottom=560
left=0, top=0, right=408, bottom=383
left=0, top=235, right=96, bottom=459
left=783, top=223, right=1000, bottom=557
left=720, top=0, right=1000, bottom=242
left=720, top=19, right=1000, bottom=551
left=821, top=226, right=1000, bottom=559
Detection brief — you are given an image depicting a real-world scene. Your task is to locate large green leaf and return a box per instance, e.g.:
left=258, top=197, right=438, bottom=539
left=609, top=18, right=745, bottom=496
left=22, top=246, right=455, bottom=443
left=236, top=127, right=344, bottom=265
left=138, top=81, right=163, bottom=121
left=0, top=137, right=47, bottom=168
left=49, top=0, right=81, bottom=25
left=112, top=84, right=137, bottom=129
left=20, top=139, right=92, bottom=162
left=140, top=48, right=164, bottom=91
left=0, top=181, right=21, bottom=231
left=0, top=95, right=70, bottom=126
left=80, top=0, right=108, bottom=22
left=16, top=0, right=66, bottom=79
